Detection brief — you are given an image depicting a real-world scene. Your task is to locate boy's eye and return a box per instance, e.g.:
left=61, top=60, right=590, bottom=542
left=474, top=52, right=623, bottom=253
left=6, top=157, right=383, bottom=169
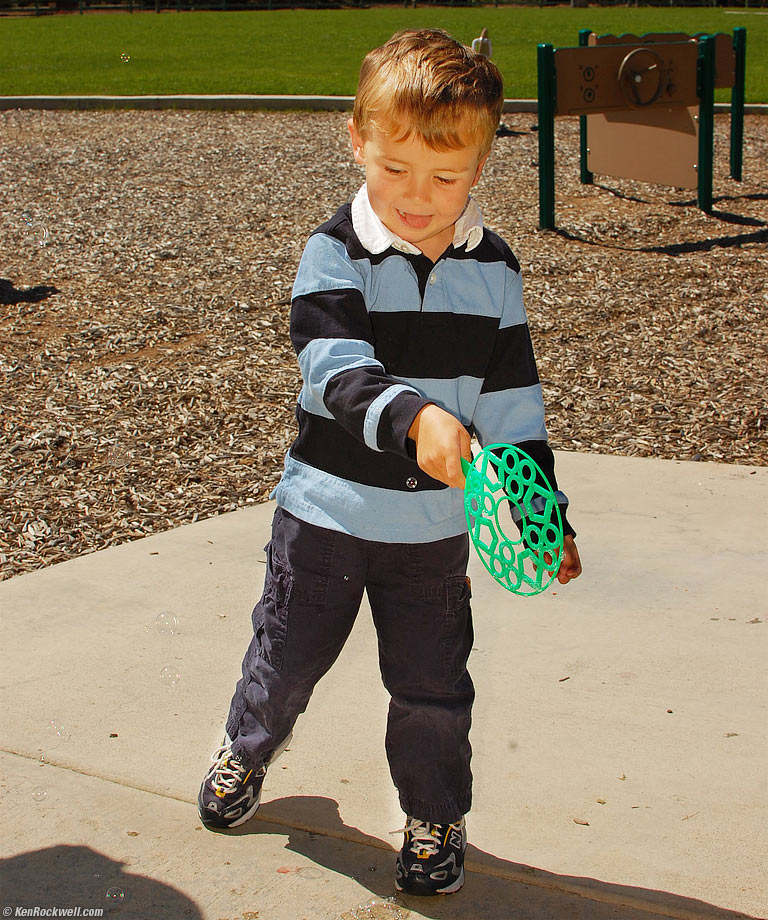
left=436, top=176, right=458, bottom=185
left=384, top=166, right=404, bottom=175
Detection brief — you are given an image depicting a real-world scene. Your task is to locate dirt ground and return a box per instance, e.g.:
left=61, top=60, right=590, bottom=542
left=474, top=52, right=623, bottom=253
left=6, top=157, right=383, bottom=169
left=0, top=108, right=766, bottom=579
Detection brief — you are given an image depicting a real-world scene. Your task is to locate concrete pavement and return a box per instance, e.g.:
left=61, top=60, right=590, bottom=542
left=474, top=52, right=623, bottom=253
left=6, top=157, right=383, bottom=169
left=1, top=451, right=766, bottom=920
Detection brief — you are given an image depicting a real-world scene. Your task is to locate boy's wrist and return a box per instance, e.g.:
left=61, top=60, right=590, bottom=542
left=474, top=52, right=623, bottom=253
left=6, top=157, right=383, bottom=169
left=407, top=403, right=434, bottom=442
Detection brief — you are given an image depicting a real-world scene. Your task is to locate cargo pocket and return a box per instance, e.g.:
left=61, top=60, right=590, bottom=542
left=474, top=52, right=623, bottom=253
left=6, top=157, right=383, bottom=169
left=252, top=543, right=293, bottom=673
left=442, top=574, right=473, bottom=680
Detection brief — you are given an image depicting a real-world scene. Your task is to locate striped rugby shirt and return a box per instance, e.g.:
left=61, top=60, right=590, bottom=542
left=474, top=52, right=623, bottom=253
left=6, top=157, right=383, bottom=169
left=271, top=184, right=573, bottom=543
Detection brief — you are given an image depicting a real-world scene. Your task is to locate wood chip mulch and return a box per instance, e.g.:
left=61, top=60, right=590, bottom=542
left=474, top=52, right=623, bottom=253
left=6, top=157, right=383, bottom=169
left=1, top=109, right=766, bottom=580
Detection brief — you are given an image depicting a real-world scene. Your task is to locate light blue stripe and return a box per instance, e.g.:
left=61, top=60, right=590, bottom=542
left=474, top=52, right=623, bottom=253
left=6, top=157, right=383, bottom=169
left=509, top=491, right=570, bottom=523
left=363, top=384, right=420, bottom=452
left=419, top=258, right=521, bottom=325
left=296, top=384, right=334, bottom=420
left=292, top=234, right=366, bottom=298
left=298, top=338, right=382, bottom=418
left=392, top=375, right=483, bottom=426
left=355, top=253, right=421, bottom=314
left=496, top=268, right=526, bottom=330
left=272, top=454, right=467, bottom=544
left=473, top=384, right=548, bottom=447
left=293, top=231, right=526, bottom=329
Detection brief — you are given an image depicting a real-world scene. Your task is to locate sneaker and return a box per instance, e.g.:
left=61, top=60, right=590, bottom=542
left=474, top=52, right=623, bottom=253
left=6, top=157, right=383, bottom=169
left=394, top=816, right=467, bottom=895
left=197, top=732, right=291, bottom=829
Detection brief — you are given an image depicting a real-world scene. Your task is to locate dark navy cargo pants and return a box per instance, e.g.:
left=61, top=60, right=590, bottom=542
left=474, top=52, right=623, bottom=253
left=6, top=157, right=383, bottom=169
left=226, top=507, right=474, bottom=823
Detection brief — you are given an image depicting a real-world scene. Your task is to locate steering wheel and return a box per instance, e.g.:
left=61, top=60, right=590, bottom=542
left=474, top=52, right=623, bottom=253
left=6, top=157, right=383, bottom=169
left=618, top=47, right=665, bottom=108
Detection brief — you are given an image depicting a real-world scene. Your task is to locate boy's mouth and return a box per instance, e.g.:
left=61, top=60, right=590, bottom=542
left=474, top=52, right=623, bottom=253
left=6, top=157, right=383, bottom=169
left=396, top=209, right=432, bottom=230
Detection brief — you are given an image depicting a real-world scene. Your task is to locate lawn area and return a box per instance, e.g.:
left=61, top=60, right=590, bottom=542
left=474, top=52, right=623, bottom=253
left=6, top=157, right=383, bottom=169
left=1, top=6, right=765, bottom=101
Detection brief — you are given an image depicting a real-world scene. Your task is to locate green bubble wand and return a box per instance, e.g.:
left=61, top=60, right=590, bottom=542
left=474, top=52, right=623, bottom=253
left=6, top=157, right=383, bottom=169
left=461, top=444, right=564, bottom=596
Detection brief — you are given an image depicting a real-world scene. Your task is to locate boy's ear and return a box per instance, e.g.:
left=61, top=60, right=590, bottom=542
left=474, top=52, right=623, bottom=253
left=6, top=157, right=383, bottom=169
left=348, top=118, right=366, bottom=166
left=472, top=152, right=490, bottom=187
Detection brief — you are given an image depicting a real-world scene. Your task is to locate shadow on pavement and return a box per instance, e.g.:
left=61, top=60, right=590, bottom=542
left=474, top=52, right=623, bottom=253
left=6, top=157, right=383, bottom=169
left=0, top=845, right=203, bottom=919
left=225, top=795, right=761, bottom=920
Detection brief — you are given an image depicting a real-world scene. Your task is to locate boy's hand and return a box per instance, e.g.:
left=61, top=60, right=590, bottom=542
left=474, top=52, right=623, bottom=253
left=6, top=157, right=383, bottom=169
left=408, top=404, right=471, bottom=489
left=547, top=535, right=582, bottom=585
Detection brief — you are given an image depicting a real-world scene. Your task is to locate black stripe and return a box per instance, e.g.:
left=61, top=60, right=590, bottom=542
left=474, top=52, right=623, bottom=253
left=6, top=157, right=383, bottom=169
left=377, top=389, right=431, bottom=456
left=502, top=440, right=576, bottom=538
left=292, top=406, right=446, bottom=493
left=291, top=289, right=375, bottom=355
left=411, top=252, right=436, bottom=300
left=311, top=204, right=393, bottom=267
left=450, top=230, right=521, bottom=273
left=480, top=324, right=539, bottom=394
left=496, top=440, right=557, bottom=491
left=323, top=365, right=399, bottom=444
left=371, top=312, right=498, bottom=380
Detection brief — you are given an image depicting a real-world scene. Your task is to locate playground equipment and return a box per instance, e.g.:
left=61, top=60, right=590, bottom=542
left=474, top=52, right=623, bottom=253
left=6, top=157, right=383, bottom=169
left=536, top=27, right=747, bottom=230
left=472, top=27, right=492, bottom=58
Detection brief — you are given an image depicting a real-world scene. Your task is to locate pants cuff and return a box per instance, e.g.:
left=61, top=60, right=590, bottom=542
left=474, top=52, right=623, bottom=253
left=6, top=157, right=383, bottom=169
left=399, top=792, right=471, bottom=824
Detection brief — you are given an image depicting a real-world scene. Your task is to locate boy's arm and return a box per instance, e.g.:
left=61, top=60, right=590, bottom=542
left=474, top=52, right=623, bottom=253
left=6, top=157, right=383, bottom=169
left=407, top=403, right=472, bottom=489
left=291, top=232, right=431, bottom=458
left=471, top=260, right=576, bottom=538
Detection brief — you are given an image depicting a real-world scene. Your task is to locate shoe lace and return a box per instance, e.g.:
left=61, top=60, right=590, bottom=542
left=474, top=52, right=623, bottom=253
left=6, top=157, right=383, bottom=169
left=208, top=743, right=264, bottom=793
left=391, top=817, right=465, bottom=858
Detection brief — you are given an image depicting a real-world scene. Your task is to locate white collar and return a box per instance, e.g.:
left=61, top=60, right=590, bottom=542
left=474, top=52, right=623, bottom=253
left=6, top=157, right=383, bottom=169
left=350, top=184, right=484, bottom=256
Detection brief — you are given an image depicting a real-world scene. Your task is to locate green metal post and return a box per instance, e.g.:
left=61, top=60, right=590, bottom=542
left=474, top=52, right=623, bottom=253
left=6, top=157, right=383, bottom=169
left=578, top=28, right=593, bottom=185
left=730, top=27, right=746, bottom=182
left=537, top=43, right=557, bottom=230
left=697, top=35, right=715, bottom=215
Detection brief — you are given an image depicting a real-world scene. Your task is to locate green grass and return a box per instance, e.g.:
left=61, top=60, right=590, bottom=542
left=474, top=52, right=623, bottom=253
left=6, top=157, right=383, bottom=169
left=1, top=6, right=765, bottom=101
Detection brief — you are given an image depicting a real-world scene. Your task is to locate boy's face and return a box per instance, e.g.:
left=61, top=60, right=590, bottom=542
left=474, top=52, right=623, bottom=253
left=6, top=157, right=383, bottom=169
left=348, top=119, right=488, bottom=262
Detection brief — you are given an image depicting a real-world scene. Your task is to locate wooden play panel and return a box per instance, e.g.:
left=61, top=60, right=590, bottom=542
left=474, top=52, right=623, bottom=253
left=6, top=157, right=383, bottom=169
left=587, top=106, right=699, bottom=189
left=536, top=27, right=746, bottom=227
left=554, top=42, right=700, bottom=116
left=574, top=32, right=736, bottom=189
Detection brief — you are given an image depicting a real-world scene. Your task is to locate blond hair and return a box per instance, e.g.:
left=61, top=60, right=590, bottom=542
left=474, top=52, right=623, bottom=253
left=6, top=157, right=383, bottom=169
left=352, top=28, right=504, bottom=156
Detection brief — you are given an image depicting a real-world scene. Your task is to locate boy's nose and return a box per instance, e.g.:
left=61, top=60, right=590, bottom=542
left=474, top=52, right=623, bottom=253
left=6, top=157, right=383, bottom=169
left=405, top=174, right=431, bottom=203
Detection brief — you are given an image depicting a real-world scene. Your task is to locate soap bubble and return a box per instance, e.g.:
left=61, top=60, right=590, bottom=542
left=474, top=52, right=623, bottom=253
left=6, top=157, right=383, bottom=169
left=120, top=53, right=131, bottom=63
left=32, top=787, right=47, bottom=803
left=49, top=719, right=66, bottom=736
left=296, top=867, right=324, bottom=879
left=160, top=667, right=180, bottom=688
left=106, top=444, right=129, bottom=468
left=22, top=219, right=49, bottom=247
left=154, top=611, right=179, bottom=636
left=105, top=887, right=126, bottom=901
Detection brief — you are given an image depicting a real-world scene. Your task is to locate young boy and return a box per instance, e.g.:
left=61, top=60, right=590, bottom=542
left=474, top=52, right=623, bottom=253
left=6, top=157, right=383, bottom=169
left=198, top=28, right=581, bottom=896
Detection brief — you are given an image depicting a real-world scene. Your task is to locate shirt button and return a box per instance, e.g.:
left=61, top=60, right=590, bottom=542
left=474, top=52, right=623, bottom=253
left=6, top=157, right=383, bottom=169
left=406, top=477, right=418, bottom=490
left=428, top=275, right=436, bottom=285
